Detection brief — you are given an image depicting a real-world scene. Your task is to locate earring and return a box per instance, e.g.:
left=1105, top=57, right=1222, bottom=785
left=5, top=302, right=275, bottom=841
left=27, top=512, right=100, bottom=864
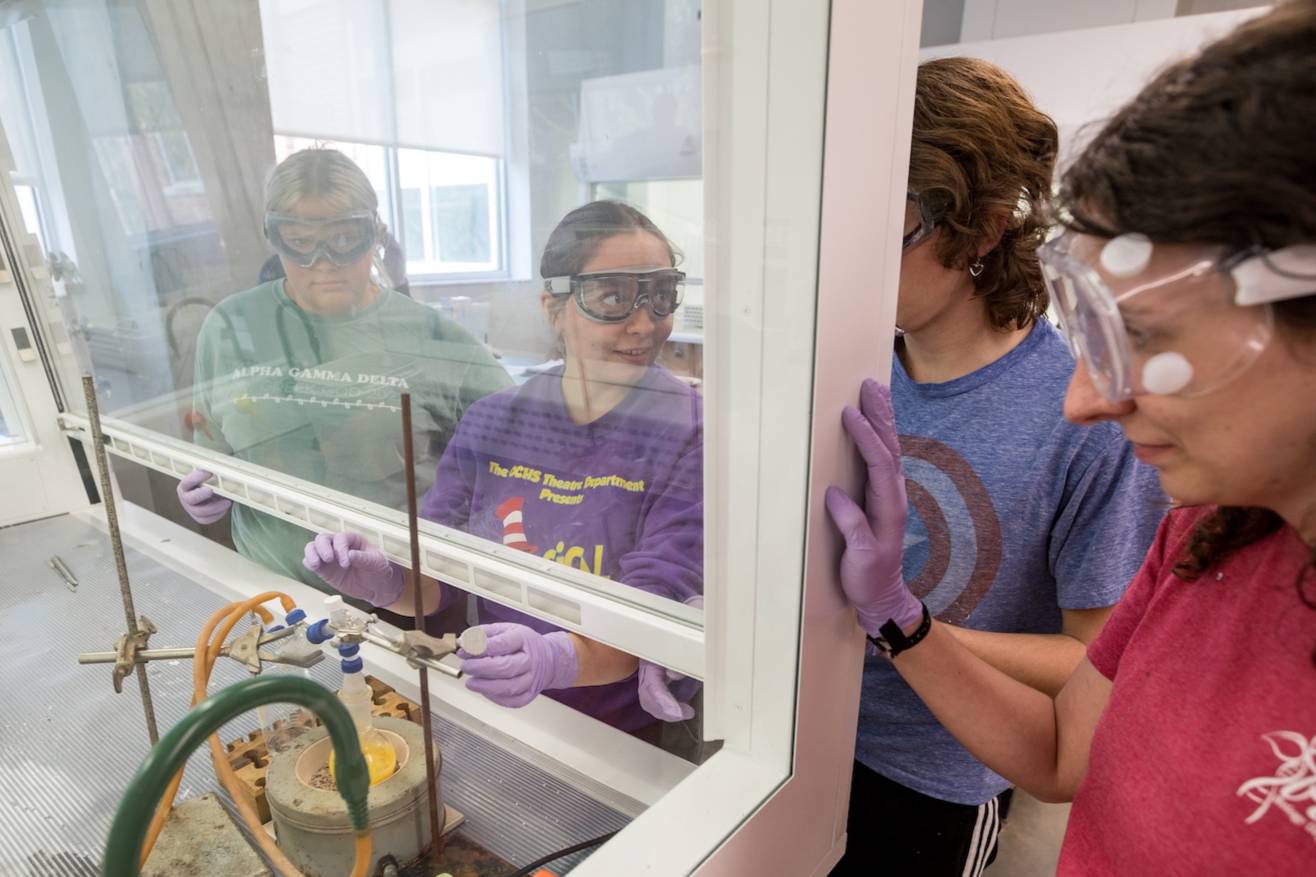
left=969, top=258, right=985, bottom=277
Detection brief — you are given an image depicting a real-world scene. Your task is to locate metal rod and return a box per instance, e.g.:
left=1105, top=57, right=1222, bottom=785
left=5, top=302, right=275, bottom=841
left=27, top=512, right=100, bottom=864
left=360, top=630, right=462, bottom=678
left=401, top=392, right=444, bottom=856
left=49, top=555, right=79, bottom=590
left=78, top=647, right=198, bottom=665
left=82, top=374, right=160, bottom=745
left=78, top=625, right=299, bottom=666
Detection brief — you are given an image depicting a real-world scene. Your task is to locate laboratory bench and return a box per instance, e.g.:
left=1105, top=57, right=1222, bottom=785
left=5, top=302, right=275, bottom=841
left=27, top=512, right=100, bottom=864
left=0, top=513, right=638, bottom=876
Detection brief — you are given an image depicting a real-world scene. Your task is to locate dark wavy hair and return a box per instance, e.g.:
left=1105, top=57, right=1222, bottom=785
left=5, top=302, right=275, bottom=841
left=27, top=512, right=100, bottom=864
left=540, top=200, right=680, bottom=280
left=909, top=57, right=1059, bottom=331
left=1057, top=1, right=1316, bottom=645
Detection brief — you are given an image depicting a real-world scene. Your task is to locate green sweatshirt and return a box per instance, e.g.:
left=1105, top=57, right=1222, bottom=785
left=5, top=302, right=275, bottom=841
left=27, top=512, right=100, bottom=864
left=191, top=280, right=511, bottom=589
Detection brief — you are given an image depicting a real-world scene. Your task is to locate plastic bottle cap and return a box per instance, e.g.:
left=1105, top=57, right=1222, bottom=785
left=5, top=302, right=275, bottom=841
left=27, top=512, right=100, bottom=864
left=1100, top=233, right=1153, bottom=279
left=459, top=626, right=488, bottom=657
left=324, top=595, right=344, bottom=609
left=1141, top=351, right=1194, bottom=396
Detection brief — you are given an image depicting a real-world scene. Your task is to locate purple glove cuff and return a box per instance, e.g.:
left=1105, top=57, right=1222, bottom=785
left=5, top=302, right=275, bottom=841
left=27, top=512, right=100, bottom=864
left=541, top=631, right=580, bottom=691
left=855, top=587, right=925, bottom=639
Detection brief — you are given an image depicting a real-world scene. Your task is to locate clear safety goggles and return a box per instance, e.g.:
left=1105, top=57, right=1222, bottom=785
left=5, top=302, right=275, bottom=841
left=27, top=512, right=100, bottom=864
left=544, top=268, right=685, bottom=324
left=264, top=211, right=378, bottom=268
left=1039, top=231, right=1316, bottom=401
left=903, top=190, right=940, bottom=251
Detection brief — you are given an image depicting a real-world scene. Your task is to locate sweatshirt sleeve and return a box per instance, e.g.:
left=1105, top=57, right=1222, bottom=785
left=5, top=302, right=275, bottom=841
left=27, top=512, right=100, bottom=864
left=415, top=421, right=479, bottom=617
left=615, top=419, right=704, bottom=605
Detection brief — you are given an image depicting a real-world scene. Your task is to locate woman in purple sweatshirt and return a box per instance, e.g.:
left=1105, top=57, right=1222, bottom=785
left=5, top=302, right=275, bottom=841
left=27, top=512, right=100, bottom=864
left=306, top=201, right=702, bottom=736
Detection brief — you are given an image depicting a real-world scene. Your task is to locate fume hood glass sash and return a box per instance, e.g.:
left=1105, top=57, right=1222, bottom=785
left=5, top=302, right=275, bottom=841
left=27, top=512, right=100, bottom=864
left=259, top=0, right=506, bottom=157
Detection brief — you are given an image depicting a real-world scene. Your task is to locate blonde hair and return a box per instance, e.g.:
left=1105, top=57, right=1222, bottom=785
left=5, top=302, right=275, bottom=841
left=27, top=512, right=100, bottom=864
left=264, top=148, right=378, bottom=216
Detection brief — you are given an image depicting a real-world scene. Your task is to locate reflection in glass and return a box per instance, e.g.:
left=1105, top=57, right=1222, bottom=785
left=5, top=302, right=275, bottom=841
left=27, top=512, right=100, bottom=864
left=419, top=201, right=703, bottom=740
left=3, top=0, right=709, bottom=754
left=186, top=148, right=510, bottom=593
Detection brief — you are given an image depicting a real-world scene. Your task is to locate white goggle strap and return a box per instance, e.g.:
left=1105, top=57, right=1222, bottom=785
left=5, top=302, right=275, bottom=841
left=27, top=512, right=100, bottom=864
left=1232, top=245, right=1316, bottom=306
left=543, top=276, right=572, bottom=295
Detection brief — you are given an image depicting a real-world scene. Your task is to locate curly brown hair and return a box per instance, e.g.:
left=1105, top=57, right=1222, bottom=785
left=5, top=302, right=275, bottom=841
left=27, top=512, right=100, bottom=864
left=909, top=57, right=1059, bottom=331
left=1059, top=1, right=1316, bottom=649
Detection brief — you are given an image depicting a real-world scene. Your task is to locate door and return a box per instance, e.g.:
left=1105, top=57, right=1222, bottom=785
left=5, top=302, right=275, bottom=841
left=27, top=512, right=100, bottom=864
left=0, top=143, right=88, bottom=526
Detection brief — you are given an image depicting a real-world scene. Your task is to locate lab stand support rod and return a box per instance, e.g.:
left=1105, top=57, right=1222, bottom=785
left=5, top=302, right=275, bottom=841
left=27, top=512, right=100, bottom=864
left=401, top=392, right=444, bottom=859
left=82, top=374, right=160, bottom=745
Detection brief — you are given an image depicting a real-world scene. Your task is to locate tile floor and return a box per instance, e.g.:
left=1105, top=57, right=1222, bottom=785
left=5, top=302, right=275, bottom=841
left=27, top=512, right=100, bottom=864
left=989, top=792, right=1070, bottom=875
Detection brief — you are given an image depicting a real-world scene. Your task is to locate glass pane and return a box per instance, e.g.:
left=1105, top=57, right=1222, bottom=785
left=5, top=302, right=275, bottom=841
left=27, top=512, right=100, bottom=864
left=0, top=0, right=837, bottom=870
left=3, top=0, right=710, bottom=752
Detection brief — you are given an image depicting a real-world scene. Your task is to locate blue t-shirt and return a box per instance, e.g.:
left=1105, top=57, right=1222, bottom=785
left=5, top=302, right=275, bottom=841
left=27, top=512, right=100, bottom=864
left=855, top=319, right=1165, bottom=805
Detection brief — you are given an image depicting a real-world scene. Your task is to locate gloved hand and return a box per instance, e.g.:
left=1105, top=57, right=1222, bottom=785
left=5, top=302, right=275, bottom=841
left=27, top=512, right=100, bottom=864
left=302, top=531, right=405, bottom=606
left=177, top=468, right=231, bottom=525
left=458, top=623, right=579, bottom=708
left=824, top=379, right=923, bottom=638
left=637, top=595, right=702, bottom=722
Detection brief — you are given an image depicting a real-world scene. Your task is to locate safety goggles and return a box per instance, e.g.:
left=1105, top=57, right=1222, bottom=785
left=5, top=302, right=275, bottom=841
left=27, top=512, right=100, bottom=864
left=264, top=211, right=378, bottom=268
left=1039, top=231, right=1316, bottom=401
left=903, top=190, right=940, bottom=251
left=544, top=268, right=685, bottom=324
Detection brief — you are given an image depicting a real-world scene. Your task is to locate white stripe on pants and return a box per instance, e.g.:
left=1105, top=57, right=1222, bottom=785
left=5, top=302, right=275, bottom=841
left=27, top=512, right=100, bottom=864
left=961, top=795, right=1001, bottom=877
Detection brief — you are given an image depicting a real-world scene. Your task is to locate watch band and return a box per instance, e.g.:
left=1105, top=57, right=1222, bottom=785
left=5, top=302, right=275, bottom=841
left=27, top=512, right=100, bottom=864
left=867, top=602, right=932, bottom=658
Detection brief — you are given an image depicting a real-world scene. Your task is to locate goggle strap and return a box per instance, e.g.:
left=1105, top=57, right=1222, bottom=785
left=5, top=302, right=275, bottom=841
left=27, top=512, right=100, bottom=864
left=1233, top=245, right=1316, bottom=306
left=265, top=211, right=376, bottom=227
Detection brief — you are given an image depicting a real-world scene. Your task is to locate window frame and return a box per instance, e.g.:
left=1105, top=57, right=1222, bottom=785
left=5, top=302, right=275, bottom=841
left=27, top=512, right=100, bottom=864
left=10, top=0, right=922, bottom=870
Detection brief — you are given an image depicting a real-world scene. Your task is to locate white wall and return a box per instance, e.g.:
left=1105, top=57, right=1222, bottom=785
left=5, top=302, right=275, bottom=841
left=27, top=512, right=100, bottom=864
left=959, top=0, right=1199, bottom=41
left=921, top=7, right=1269, bottom=166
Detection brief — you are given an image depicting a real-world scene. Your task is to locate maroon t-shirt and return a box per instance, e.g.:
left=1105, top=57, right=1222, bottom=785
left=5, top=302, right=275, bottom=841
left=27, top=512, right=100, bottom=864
left=1061, top=506, right=1316, bottom=875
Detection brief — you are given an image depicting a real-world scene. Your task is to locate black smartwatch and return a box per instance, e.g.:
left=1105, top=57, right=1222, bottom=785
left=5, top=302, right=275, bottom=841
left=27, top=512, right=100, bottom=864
left=867, top=602, right=932, bottom=658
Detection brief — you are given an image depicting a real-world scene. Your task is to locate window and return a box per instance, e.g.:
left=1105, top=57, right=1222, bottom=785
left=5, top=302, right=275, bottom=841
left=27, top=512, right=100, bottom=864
left=400, top=148, right=499, bottom=275
left=261, top=0, right=508, bottom=280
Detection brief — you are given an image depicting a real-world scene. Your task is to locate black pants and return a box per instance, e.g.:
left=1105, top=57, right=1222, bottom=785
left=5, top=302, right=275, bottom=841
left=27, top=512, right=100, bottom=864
left=831, top=761, right=1014, bottom=877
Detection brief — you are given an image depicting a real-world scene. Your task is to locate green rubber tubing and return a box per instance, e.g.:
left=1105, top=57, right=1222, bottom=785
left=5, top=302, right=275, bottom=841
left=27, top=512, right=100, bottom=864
left=101, top=675, right=370, bottom=877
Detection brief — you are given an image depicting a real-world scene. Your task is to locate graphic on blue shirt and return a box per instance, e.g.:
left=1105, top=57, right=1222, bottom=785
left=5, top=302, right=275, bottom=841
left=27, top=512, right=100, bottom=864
left=901, top=435, right=1002, bottom=625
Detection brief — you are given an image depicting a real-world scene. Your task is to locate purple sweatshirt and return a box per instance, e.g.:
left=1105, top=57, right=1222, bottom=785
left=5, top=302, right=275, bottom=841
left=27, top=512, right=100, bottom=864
left=420, top=364, right=702, bottom=731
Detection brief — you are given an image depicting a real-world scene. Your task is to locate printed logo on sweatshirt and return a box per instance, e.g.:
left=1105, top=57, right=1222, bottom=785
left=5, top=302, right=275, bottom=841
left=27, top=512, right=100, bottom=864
left=485, top=459, right=645, bottom=505
left=899, top=435, right=1002, bottom=624
left=494, top=495, right=605, bottom=575
left=1235, top=731, right=1316, bottom=842
left=219, top=366, right=415, bottom=414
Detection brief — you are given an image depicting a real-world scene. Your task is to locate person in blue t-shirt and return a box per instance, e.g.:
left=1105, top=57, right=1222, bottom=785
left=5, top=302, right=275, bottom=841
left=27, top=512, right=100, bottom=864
left=827, top=58, right=1165, bottom=876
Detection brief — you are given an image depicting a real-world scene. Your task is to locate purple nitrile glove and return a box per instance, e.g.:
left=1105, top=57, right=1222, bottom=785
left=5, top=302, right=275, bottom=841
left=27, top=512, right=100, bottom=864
left=302, top=531, right=405, bottom=606
left=458, top=623, right=579, bottom=708
left=824, top=379, right=924, bottom=638
left=638, top=595, right=702, bottom=722
left=177, top=468, right=232, bottom=525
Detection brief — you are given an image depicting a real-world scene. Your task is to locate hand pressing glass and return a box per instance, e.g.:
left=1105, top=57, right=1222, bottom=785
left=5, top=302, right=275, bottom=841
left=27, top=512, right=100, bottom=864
left=824, top=380, right=924, bottom=638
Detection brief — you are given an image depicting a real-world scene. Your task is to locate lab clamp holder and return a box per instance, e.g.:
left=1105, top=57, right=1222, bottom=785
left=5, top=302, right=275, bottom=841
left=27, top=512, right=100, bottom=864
left=76, top=601, right=479, bottom=694
left=305, top=594, right=482, bottom=679
left=77, top=618, right=326, bottom=689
